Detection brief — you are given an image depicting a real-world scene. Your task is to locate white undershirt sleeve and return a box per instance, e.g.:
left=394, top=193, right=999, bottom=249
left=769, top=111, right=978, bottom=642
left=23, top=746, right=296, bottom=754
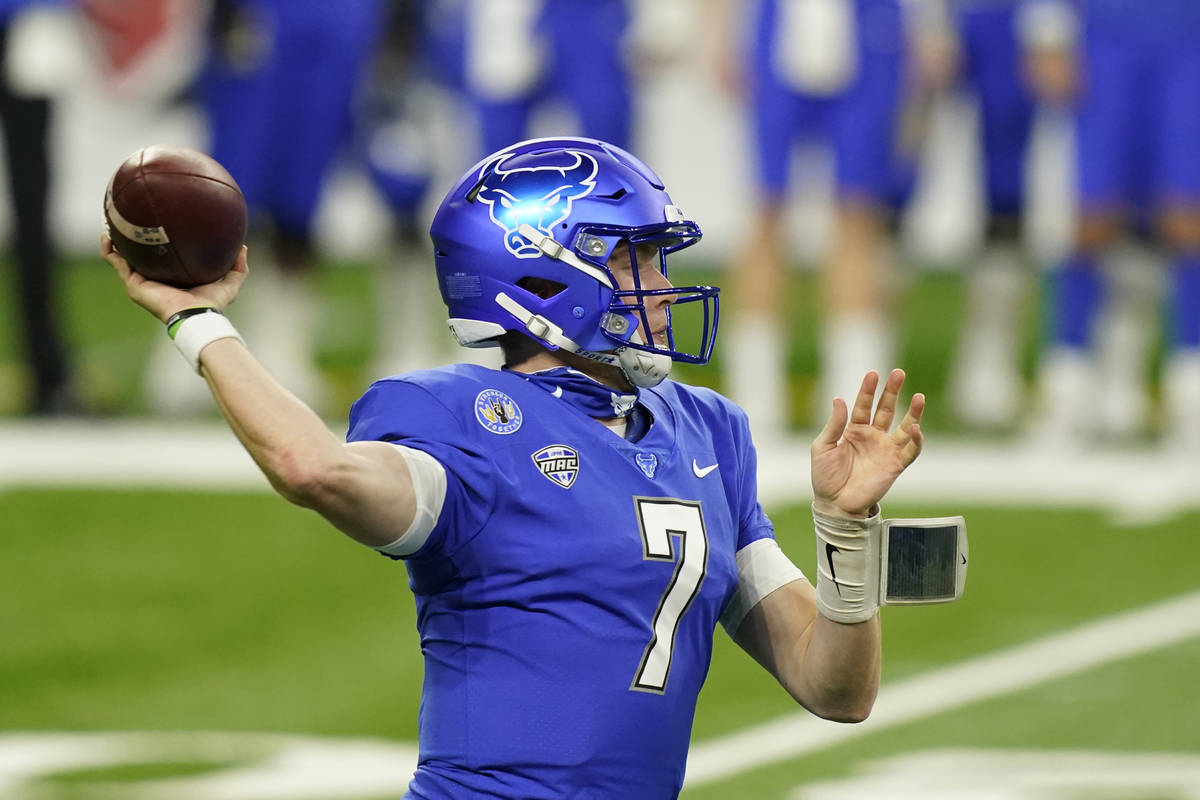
left=719, top=538, right=807, bottom=637
left=374, top=444, right=448, bottom=558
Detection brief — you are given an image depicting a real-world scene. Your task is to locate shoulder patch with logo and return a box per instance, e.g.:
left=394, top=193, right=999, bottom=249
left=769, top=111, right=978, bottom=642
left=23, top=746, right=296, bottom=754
left=475, top=389, right=523, bottom=434
left=532, top=445, right=580, bottom=489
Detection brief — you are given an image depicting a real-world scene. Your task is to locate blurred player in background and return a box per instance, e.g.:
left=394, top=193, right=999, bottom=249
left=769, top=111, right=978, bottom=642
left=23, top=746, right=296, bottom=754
left=932, top=0, right=1053, bottom=430
left=457, top=0, right=634, bottom=155
left=1033, top=0, right=1200, bottom=449
left=714, top=0, right=922, bottom=436
left=101, top=136, right=928, bottom=797
left=351, top=0, right=448, bottom=378
left=204, top=0, right=383, bottom=409
left=145, top=0, right=386, bottom=413
left=0, top=0, right=74, bottom=415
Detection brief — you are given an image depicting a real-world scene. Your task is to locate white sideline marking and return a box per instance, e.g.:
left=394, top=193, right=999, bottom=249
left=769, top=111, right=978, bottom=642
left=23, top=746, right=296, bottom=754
left=684, top=588, right=1200, bottom=787
left=3, top=422, right=1197, bottom=521
left=793, top=749, right=1200, bottom=799
left=0, top=731, right=418, bottom=798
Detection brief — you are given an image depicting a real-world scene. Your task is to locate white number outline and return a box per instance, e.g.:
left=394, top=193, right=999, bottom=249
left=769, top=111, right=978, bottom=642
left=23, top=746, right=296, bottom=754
left=630, top=497, right=710, bottom=694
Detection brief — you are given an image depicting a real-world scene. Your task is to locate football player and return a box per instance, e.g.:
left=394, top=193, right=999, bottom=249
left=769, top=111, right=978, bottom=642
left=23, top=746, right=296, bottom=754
left=457, top=0, right=634, bottom=155
left=143, top=0, right=387, bottom=413
left=1032, top=0, right=1200, bottom=448
left=101, top=137, right=927, bottom=798
left=939, top=0, right=1049, bottom=429
left=713, top=0, right=919, bottom=434
left=0, top=0, right=73, bottom=414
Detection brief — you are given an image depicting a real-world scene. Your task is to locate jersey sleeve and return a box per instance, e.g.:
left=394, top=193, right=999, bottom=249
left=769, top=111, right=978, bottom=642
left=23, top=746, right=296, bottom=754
left=729, top=402, right=776, bottom=552
left=718, top=396, right=807, bottom=636
left=347, top=377, right=497, bottom=560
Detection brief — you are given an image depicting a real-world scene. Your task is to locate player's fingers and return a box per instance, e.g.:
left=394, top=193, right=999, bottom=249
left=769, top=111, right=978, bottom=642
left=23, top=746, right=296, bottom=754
left=871, top=368, right=906, bottom=431
left=901, top=423, right=924, bottom=464
left=230, top=245, right=249, bottom=274
left=849, top=371, right=879, bottom=425
left=891, top=392, right=926, bottom=446
left=813, top=397, right=848, bottom=450
left=100, top=234, right=134, bottom=279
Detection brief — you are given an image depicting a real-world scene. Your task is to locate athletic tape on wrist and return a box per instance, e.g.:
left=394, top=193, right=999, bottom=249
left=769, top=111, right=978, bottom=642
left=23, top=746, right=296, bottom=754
left=166, top=306, right=216, bottom=339
left=169, top=308, right=244, bottom=373
left=812, top=503, right=882, bottom=624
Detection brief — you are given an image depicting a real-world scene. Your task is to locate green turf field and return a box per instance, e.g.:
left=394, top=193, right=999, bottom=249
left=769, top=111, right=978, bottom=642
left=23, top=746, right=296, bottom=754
left=2, top=253, right=1194, bottom=797
left=0, top=254, right=1055, bottom=434
left=2, top=488, right=1198, bottom=798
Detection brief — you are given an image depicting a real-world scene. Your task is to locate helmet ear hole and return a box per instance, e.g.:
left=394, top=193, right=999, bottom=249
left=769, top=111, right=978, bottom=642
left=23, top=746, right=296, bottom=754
left=516, top=276, right=567, bottom=300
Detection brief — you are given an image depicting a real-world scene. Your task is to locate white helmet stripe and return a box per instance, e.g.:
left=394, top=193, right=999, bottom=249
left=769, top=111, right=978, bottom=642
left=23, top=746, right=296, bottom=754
left=516, top=223, right=614, bottom=289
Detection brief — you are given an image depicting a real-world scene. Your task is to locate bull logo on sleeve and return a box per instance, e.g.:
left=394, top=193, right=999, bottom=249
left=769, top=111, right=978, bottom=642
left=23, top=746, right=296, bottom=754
left=474, top=151, right=598, bottom=258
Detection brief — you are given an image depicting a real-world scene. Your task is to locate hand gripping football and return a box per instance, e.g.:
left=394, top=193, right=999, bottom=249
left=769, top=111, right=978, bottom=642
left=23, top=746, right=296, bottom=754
left=103, top=145, right=247, bottom=288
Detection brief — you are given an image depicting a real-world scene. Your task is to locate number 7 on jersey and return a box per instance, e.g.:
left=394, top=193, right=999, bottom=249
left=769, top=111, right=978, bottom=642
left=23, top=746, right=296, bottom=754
left=630, top=498, right=709, bottom=693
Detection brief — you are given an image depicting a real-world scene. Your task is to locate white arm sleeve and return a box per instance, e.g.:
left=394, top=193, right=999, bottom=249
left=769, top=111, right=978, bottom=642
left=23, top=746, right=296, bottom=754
left=719, top=538, right=807, bottom=637
left=374, top=445, right=447, bottom=558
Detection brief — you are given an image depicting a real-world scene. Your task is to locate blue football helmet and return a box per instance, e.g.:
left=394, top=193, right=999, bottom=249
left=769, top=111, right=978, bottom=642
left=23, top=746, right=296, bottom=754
left=430, top=137, right=719, bottom=387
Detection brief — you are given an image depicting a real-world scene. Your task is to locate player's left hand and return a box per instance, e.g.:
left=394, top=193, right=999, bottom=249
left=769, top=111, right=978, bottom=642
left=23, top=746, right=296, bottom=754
left=810, top=369, right=924, bottom=518
left=101, top=234, right=248, bottom=323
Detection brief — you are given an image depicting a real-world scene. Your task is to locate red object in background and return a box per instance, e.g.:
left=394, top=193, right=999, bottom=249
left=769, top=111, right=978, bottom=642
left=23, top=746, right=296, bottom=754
left=79, top=0, right=171, bottom=76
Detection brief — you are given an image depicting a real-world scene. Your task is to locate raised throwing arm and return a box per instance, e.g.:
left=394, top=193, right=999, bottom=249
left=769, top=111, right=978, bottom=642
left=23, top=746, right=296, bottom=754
left=100, top=235, right=423, bottom=549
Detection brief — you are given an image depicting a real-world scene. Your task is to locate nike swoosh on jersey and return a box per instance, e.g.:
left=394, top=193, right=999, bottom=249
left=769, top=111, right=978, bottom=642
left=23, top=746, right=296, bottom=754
left=692, top=459, right=718, bottom=478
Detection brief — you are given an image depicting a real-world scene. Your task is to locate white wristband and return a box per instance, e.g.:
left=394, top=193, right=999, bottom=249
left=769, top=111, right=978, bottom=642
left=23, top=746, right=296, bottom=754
left=170, top=309, right=244, bottom=373
left=813, top=503, right=883, bottom=624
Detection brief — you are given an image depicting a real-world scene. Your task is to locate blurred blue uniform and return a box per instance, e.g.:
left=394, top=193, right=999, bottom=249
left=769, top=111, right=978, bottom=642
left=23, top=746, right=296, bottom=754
left=749, top=0, right=909, bottom=203
left=1075, top=0, right=1200, bottom=215
left=956, top=1, right=1035, bottom=221
left=462, top=0, right=632, bottom=156
left=202, top=0, right=383, bottom=240
left=1054, top=0, right=1200, bottom=350
left=348, top=364, right=776, bottom=799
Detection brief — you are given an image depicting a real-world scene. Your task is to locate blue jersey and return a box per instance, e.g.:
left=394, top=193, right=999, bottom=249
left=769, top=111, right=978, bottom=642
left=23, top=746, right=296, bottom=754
left=347, top=365, right=777, bottom=799
left=956, top=3, right=1034, bottom=218
left=1080, top=0, right=1200, bottom=45
left=1071, top=0, right=1200, bottom=211
left=202, top=0, right=383, bottom=234
left=461, top=0, right=632, bottom=155
left=748, top=0, right=909, bottom=202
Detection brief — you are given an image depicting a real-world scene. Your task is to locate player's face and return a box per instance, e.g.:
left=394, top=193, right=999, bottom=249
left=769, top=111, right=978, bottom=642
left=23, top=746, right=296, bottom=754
left=606, top=242, right=677, bottom=348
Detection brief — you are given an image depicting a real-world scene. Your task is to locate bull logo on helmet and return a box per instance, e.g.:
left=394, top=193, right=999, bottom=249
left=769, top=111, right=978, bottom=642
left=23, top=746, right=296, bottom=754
left=474, top=150, right=598, bottom=259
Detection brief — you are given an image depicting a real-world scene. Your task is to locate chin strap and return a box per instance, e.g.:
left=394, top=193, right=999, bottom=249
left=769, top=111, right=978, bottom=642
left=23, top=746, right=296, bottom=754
left=574, top=329, right=671, bottom=388
left=495, top=291, right=671, bottom=387
left=495, top=292, right=584, bottom=352
left=613, top=337, right=672, bottom=387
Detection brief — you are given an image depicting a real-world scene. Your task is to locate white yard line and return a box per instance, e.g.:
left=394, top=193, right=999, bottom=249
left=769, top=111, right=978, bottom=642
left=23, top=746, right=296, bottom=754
left=3, top=421, right=1197, bottom=521
left=685, top=588, right=1200, bottom=787
left=2, top=420, right=1199, bottom=791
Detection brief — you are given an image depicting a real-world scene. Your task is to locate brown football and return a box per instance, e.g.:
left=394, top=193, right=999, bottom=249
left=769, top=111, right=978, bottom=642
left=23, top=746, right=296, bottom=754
left=103, top=145, right=247, bottom=288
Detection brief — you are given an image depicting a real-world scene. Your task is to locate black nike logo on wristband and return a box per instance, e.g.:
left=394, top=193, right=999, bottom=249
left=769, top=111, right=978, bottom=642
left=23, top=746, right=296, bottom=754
left=826, top=542, right=842, bottom=597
